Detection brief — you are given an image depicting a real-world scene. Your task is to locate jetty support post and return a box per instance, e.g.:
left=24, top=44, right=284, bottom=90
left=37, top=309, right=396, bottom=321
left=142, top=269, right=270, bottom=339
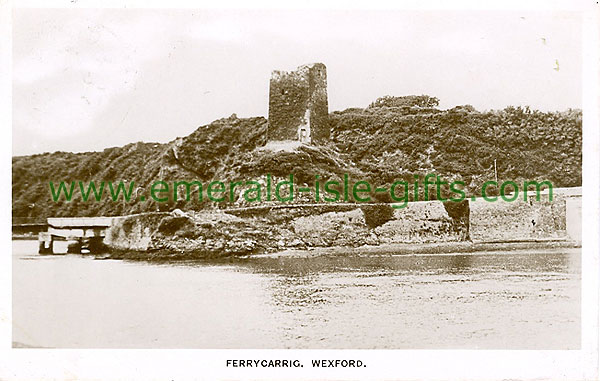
left=38, top=232, right=53, bottom=254
left=66, top=237, right=83, bottom=254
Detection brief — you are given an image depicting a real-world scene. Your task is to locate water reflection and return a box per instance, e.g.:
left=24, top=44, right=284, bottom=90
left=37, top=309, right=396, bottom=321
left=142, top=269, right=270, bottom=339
left=449, top=255, right=473, bottom=274
left=13, top=241, right=581, bottom=349
left=222, top=251, right=580, bottom=276
left=270, top=275, right=329, bottom=309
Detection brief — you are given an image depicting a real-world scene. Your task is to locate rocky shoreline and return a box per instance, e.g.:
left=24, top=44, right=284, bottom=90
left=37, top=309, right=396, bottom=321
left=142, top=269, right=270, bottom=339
left=103, top=238, right=580, bottom=262
left=97, top=194, right=578, bottom=261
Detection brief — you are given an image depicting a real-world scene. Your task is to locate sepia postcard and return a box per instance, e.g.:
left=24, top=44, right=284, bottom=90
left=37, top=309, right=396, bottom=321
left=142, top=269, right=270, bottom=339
left=2, top=0, right=599, bottom=380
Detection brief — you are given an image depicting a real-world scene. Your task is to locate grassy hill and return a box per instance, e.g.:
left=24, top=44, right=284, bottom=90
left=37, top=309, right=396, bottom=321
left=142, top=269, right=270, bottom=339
left=12, top=97, right=581, bottom=221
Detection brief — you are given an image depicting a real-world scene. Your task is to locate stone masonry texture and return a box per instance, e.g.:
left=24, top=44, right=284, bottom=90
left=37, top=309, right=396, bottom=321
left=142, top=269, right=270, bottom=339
left=268, top=63, right=329, bottom=144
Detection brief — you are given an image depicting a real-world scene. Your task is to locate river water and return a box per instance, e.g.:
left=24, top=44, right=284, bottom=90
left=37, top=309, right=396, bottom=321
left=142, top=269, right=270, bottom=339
left=12, top=240, right=580, bottom=349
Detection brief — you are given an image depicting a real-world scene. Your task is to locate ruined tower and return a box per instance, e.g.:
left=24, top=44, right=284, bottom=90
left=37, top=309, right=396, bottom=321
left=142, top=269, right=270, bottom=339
left=267, top=63, right=329, bottom=145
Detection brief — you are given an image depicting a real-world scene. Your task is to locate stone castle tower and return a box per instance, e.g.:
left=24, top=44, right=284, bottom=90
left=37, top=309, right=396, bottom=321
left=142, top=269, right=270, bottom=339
left=267, top=63, right=329, bottom=145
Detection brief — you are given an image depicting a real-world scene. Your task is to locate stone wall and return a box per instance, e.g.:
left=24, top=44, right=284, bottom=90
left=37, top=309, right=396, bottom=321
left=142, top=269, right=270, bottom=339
left=268, top=63, right=329, bottom=144
left=102, top=191, right=578, bottom=258
left=375, top=201, right=466, bottom=243
left=292, top=209, right=371, bottom=247
left=227, top=201, right=469, bottom=245
left=285, top=195, right=575, bottom=246
left=103, top=212, right=170, bottom=251
left=566, top=195, right=582, bottom=242
left=469, top=194, right=567, bottom=241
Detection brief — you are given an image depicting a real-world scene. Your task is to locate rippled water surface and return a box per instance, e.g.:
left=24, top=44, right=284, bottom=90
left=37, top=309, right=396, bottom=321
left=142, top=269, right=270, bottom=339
left=13, top=240, right=580, bottom=349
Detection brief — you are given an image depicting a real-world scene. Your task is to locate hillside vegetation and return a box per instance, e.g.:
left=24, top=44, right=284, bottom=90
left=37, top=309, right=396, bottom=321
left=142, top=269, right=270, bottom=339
left=12, top=96, right=581, bottom=221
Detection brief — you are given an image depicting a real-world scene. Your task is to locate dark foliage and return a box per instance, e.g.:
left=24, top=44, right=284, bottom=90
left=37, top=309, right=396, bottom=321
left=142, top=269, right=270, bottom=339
left=330, top=104, right=581, bottom=194
left=368, top=95, right=440, bottom=109
left=12, top=98, right=581, bottom=220
left=360, top=204, right=395, bottom=228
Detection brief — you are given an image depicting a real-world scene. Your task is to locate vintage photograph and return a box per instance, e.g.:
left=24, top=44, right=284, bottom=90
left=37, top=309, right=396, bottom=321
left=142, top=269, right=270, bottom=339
left=11, top=7, right=584, bottom=354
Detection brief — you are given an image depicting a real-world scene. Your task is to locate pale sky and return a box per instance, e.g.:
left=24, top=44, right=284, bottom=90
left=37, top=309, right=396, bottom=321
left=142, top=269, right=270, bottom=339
left=12, top=9, right=582, bottom=155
